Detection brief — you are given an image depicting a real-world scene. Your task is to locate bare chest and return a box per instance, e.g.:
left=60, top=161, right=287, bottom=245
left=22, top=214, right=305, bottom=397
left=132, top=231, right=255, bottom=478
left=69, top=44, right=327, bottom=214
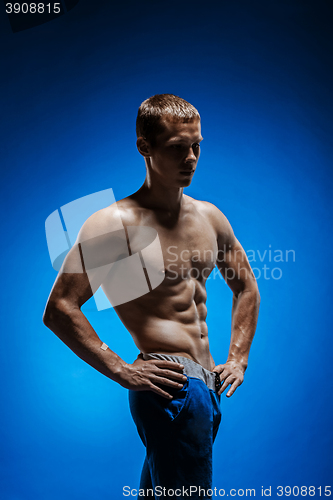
left=127, top=213, right=218, bottom=284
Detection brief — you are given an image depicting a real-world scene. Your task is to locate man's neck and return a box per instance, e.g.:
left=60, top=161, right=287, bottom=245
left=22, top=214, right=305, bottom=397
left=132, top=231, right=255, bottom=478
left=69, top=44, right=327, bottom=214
left=136, top=178, right=184, bottom=214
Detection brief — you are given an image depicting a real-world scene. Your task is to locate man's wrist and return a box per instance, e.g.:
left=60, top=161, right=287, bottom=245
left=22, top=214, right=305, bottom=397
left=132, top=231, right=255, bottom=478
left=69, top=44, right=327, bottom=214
left=102, top=349, right=128, bottom=383
left=105, top=356, right=130, bottom=384
left=226, top=357, right=248, bottom=372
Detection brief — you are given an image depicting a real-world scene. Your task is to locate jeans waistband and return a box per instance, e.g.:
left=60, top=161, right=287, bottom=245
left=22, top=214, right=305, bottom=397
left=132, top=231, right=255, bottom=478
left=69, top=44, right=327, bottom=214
left=142, top=353, right=221, bottom=392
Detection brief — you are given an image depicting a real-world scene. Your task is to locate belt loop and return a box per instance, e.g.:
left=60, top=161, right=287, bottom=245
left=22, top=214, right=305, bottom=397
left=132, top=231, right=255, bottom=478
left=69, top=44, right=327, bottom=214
left=215, top=372, right=222, bottom=392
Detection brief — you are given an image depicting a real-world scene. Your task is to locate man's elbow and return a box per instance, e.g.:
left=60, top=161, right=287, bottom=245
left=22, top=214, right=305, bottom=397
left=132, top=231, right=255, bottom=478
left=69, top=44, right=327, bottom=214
left=253, top=282, right=261, bottom=308
left=244, top=279, right=260, bottom=306
left=43, top=298, right=72, bottom=330
left=43, top=300, right=58, bottom=329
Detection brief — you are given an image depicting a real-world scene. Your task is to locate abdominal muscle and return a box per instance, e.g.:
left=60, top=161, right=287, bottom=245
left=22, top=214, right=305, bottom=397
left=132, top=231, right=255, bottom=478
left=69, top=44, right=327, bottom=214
left=113, top=276, right=215, bottom=371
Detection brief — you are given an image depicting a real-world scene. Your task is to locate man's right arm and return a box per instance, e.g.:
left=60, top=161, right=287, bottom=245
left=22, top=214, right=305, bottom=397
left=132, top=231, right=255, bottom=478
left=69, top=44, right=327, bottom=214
left=43, top=207, right=186, bottom=399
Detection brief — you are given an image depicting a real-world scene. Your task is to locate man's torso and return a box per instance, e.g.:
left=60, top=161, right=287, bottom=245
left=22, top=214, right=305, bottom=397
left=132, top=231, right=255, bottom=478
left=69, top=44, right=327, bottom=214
left=95, top=194, right=221, bottom=371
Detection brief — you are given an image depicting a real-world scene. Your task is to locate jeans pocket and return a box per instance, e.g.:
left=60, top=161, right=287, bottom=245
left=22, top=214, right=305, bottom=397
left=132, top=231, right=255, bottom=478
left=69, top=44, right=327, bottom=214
left=164, top=377, right=190, bottom=422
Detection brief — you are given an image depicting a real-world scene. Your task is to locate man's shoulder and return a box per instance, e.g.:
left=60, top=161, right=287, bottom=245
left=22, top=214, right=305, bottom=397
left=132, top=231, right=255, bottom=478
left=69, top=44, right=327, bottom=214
left=185, top=195, right=235, bottom=239
left=190, top=197, right=217, bottom=212
left=75, top=201, right=120, bottom=241
left=77, top=195, right=146, bottom=241
left=185, top=195, right=226, bottom=221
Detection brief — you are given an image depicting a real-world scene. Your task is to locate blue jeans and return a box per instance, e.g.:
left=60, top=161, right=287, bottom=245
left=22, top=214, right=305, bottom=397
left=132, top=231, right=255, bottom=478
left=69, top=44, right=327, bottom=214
left=129, top=357, right=222, bottom=499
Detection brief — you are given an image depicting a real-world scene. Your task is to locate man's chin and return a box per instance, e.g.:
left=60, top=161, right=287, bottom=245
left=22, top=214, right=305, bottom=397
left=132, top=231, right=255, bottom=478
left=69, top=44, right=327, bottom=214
left=179, top=177, right=193, bottom=188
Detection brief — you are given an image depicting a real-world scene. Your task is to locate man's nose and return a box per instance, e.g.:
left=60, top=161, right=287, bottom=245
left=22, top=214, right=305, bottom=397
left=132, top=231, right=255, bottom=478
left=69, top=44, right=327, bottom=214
left=185, top=147, right=197, bottom=162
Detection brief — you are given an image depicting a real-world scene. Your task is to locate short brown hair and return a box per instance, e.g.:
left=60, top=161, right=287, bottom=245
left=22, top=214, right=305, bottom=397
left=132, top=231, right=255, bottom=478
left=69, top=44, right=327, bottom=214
left=136, top=94, right=200, bottom=145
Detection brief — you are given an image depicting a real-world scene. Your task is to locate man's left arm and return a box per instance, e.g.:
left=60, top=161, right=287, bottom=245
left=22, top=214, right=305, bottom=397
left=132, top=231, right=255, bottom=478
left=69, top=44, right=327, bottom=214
left=210, top=208, right=260, bottom=397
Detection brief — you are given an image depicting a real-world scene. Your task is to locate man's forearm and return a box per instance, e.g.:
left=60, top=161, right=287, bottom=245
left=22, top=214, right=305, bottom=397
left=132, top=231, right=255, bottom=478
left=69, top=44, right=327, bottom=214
left=227, top=285, right=260, bottom=369
left=43, top=300, right=188, bottom=399
left=43, top=301, right=127, bottom=384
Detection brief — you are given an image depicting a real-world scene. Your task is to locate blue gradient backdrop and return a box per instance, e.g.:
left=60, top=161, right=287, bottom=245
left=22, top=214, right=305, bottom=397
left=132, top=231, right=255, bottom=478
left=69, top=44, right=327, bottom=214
left=1, top=1, right=332, bottom=498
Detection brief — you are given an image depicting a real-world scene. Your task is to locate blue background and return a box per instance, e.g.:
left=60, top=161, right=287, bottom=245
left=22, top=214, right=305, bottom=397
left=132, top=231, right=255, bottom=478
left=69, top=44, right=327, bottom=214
left=1, top=0, right=332, bottom=498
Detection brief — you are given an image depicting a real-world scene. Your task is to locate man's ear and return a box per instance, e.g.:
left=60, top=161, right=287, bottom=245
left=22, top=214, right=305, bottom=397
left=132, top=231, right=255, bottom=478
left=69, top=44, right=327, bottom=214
left=136, top=137, right=151, bottom=158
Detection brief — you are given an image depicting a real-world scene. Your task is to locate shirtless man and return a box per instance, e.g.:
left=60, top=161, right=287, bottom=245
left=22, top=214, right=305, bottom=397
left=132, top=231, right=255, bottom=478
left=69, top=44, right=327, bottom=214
left=43, top=94, right=260, bottom=499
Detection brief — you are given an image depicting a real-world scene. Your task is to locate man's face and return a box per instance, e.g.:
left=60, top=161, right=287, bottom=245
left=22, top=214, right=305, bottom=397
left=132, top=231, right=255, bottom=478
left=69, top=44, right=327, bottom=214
left=147, top=118, right=203, bottom=188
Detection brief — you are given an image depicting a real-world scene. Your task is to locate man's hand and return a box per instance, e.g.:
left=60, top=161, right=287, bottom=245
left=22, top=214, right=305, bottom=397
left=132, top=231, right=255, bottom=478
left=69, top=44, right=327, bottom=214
left=118, top=355, right=187, bottom=399
left=213, top=360, right=246, bottom=397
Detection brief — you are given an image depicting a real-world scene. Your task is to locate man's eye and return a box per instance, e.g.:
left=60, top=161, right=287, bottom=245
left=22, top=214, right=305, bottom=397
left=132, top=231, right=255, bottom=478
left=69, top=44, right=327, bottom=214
left=171, top=144, right=183, bottom=149
left=193, top=143, right=200, bottom=149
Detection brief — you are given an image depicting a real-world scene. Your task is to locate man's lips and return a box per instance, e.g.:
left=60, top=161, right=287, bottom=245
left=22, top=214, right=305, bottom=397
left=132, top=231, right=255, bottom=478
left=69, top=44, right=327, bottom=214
left=180, top=169, right=195, bottom=175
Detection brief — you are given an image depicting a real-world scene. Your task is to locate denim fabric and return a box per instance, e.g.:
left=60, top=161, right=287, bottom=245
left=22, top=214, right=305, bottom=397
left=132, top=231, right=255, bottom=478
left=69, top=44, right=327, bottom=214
left=129, top=375, right=222, bottom=499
